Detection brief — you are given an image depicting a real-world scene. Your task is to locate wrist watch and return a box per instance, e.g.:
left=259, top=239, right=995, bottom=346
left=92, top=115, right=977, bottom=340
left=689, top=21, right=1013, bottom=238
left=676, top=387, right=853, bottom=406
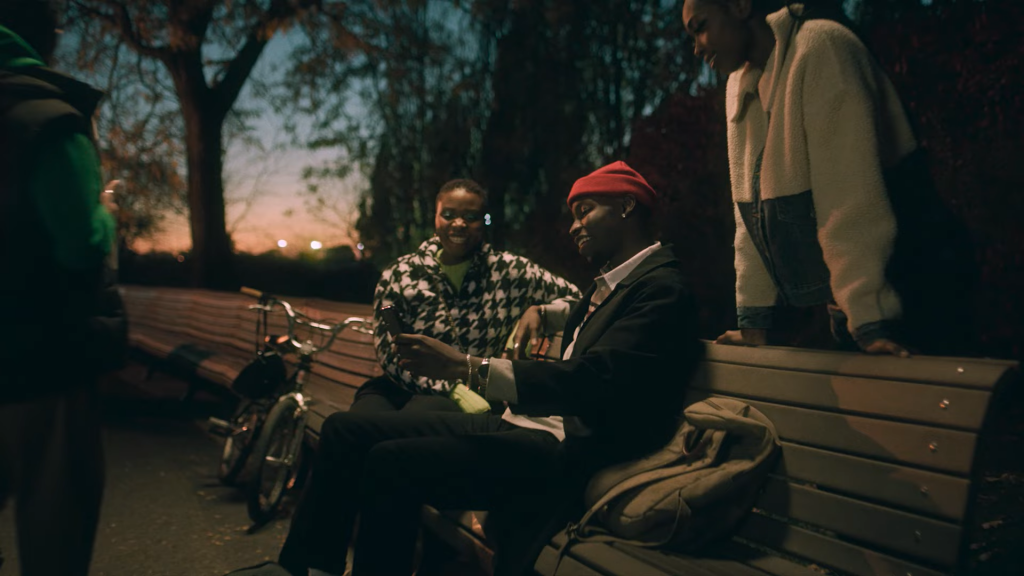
left=475, top=357, right=491, bottom=395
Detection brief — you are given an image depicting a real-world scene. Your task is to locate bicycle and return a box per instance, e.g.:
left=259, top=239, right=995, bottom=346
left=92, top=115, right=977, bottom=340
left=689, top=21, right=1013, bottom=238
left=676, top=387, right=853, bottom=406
left=208, top=287, right=370, bottom=529
left=207, top=293, right=288, bottom=486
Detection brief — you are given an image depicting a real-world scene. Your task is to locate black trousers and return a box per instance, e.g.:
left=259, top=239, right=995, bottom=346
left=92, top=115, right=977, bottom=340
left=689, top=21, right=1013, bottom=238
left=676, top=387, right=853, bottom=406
left=0, top=387, right=104, bottom=576
left=278, top=411, right=576, bottom=576
left=349, top=375, right=462, bottom=413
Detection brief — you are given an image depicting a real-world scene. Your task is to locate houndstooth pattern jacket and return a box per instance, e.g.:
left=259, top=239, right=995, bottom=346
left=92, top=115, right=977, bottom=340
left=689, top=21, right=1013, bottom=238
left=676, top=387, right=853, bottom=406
left=373, top=237, right=581, bottom=394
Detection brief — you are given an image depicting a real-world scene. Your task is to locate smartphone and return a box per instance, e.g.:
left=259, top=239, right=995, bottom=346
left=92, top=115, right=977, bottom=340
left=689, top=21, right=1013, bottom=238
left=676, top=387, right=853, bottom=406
left=379, top=305, right=403, bottom=339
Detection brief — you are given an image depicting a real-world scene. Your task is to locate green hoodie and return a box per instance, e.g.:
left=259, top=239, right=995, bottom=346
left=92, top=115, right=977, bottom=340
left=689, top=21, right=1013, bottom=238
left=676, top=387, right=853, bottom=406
left=1, top=24, right=112, bottom=271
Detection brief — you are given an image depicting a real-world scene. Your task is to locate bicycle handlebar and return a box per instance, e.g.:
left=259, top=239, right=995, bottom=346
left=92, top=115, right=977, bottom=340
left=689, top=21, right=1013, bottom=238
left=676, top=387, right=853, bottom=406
left=241, top=287, right=371, bottom=356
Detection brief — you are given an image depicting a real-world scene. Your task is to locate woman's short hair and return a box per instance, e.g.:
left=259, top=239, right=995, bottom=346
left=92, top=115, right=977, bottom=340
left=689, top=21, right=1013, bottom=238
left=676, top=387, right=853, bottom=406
left=437, top=178, right=488, bottom=208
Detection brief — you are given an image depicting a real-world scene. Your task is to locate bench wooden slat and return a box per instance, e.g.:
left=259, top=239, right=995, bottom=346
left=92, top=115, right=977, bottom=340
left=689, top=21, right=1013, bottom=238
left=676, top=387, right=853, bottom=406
left=132, top=314, right=379, bottom=391
left=754, top=477, right=961, bottom=567
left=316, top=349, right=383, bottom=378
left=193, top=339, right=364, bottom=398
left=304, top=361, right=373, bottom=389
left=608, top=544, right=774, bottom=576
left=539, top=533, right=673, bottom=576
left=185, top=300, right=240, bottom=312
left=214, top=316, right=376, bottom=356
left=304, top=378, right=356, bottom=421
left=333, top=328, right=376, bottom=346
left=132, top=308, right=245, bottom=350
left=705, top=343, right=1013, bottom=391
left=535, top=548, right=604, bottom=575
left=325, top=341, right=381, bottom=363
left=777, top=442, right=970, bottom=522
left=689, top=392, right=979, bottom=475
left=715, top=540, right=852, bottom=576
left=130, top=330, right=180, bottom=358
left=259, top=317, right=372, bottom=351
left=128, top=307, right=190, bottom=328
left=693, top=363, right=992, bottom=431
left=133, top=323, right=248, bottom=361
left=734, top=514, right=947, bottom=576
left=174, top=325, right=251, bottom=358
left=195, top=356, right=250, bottom=388
left=305, top=412, right=327, bottom=443
left=126, top=287, right=377, bottom=353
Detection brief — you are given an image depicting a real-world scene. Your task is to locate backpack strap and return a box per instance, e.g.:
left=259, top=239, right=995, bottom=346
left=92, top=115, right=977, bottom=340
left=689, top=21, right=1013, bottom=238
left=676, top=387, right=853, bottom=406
left=552, top=491, right=688, bottom=574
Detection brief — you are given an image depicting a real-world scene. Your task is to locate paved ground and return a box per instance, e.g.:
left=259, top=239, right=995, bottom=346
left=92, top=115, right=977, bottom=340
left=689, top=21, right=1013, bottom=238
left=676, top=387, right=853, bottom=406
left=0, top=368, right=294, bottom=576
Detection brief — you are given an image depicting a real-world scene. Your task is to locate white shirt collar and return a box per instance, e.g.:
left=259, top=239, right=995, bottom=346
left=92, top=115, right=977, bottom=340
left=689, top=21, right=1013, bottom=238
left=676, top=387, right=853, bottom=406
left=595, top=241, right=663, bottom=293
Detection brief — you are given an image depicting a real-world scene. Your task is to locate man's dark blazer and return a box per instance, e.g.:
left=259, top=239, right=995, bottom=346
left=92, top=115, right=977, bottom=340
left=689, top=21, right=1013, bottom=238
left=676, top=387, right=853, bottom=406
left=490, top=244, right=703, bottom=575
left=509, top=243, right=704, bottom=464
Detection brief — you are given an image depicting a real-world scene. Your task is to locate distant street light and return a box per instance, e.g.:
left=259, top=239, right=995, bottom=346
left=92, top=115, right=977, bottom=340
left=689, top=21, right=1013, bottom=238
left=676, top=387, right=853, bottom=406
left=310, top=240, right=323, bottom=250
left=278, top=239, right=288, bottom=248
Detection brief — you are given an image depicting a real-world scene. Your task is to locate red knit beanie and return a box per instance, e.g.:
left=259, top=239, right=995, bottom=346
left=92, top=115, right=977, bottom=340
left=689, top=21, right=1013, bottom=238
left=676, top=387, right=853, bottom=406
left=567, top=161, right=658, bottom=208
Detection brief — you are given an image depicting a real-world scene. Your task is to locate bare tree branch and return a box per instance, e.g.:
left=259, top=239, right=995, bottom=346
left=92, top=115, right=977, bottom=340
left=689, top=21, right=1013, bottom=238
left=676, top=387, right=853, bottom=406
left=71, top=0, right=167, bottom=59
left=213, top=30, right=270, bottom=118
left=212, top=0, right=315, bottom=118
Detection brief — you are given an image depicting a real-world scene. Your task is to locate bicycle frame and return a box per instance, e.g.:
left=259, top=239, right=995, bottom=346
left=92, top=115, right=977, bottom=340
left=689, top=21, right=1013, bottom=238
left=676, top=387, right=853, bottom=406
left=236, top=287, right=375, bottom=528
left=277, top=355, right=314, bottom=420
left=246, top=289, right=371, bottom=437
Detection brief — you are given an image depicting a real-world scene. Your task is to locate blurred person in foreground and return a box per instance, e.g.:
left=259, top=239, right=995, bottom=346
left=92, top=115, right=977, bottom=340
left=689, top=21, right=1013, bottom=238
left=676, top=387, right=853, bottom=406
left=0, top=1, right=123, bottom=574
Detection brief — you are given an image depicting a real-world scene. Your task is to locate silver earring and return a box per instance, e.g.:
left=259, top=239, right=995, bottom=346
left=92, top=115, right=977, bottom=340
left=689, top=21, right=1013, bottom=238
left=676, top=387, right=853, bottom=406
left=621, top=213, right=627, bottom=219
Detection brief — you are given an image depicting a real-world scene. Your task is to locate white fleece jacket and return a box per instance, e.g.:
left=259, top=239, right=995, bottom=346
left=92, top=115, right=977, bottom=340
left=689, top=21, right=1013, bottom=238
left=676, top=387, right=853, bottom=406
left=726, top=7, right=917, bottom=337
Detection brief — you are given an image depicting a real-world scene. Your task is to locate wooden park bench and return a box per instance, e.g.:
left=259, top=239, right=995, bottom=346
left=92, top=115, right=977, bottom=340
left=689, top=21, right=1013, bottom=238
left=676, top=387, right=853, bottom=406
left=120, top=285, right=1019, bottom=576
left=121, top=285, right=381, bottom=433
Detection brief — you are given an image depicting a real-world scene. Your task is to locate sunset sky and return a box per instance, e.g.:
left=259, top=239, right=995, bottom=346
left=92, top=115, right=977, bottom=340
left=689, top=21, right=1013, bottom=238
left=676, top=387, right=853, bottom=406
left=135, top=135, right=362, bottom=256
left=96, top=30, right=365, bottom=256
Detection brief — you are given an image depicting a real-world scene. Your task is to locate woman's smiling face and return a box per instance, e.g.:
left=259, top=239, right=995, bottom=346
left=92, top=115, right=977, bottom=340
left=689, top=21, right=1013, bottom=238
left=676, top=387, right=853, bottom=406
left=435, top=187, right=485, bottom=262
left=682, top=0, right=754, bottom=76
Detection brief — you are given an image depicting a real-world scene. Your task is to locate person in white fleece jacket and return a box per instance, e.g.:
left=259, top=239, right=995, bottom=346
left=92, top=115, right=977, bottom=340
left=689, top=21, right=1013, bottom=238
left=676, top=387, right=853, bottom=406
left=683, top=0, right=918, bottom=356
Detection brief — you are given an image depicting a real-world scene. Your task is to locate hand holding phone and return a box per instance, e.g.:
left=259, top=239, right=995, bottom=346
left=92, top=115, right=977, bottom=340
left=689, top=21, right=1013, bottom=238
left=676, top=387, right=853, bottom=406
left=379, top=305, right=403, bottom=339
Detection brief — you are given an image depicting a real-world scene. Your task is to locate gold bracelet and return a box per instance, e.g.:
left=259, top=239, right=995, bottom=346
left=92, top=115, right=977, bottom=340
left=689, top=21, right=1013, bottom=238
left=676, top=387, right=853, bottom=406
left=465, top=353, right=473, bottom=389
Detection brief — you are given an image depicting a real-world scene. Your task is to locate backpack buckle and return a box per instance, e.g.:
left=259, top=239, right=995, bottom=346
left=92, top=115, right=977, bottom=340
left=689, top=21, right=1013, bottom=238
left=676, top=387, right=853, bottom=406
left=564, top=521, right=580, bottom=540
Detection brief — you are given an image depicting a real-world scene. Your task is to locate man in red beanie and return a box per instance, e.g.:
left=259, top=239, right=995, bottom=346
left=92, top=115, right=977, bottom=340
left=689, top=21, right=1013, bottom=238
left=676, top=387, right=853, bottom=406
left=236, top=161, right=702, bottom=576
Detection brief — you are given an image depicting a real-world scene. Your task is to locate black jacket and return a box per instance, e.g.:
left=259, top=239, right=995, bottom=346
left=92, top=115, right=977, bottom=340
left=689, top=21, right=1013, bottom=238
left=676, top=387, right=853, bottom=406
left=1, top=65, right=124, bottom=401
left=510, top=245, right=703, bottom=464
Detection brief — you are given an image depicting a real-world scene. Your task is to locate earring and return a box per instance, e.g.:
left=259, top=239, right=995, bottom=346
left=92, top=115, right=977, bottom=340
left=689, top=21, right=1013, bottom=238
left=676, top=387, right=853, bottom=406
left=621, top=213, right=627, bottom=219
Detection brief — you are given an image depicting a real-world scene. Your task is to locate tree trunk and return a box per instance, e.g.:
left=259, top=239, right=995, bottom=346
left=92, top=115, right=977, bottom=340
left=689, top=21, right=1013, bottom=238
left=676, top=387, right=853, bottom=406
left=171, top=56, right=235, bottom=289
left=183, top=108, right=234, bottom=289
left=479, top=1, right=543, bottom=250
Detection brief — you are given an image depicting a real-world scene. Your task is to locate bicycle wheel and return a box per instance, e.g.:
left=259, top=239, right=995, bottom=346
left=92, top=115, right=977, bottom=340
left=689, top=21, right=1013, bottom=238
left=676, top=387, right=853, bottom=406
left=246, top=395, right=307, bottom=526
left=217, top=400, right=266, bottom=486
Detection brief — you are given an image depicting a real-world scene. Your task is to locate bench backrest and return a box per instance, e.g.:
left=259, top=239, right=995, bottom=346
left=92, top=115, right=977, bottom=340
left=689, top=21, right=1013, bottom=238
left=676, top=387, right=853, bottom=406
left=122, top=285, right=381, bottom=393
left=685, top=342, right=1018, bottom=576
